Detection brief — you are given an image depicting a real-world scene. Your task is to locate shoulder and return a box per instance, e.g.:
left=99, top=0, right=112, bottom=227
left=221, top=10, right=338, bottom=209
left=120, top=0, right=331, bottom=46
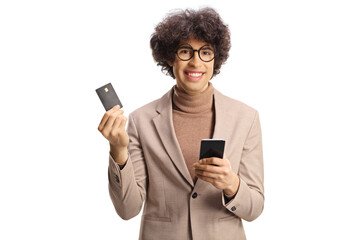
left=214, top=89, right=258, bottom=116
left=129, top=99, right=159, bottom=123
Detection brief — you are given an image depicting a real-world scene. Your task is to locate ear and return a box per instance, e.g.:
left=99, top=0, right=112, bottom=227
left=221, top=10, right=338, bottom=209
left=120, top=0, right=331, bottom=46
left=167, top=61, right=173, bottom=67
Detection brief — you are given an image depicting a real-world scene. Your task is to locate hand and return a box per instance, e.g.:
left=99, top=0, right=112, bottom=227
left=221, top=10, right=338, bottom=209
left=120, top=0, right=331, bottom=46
left=98, top=105, right=129, bottom=164
left=193, top=156, right=240, bottom=197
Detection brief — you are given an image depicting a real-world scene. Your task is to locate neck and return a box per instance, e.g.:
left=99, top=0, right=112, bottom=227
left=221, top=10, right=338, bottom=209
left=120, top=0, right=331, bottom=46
left=172, top=82, right=214, bottom=113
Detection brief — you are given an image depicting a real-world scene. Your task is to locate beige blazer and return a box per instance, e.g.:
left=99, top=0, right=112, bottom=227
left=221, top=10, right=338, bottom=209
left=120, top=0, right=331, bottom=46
left=108, top=87, right=264, bottom=240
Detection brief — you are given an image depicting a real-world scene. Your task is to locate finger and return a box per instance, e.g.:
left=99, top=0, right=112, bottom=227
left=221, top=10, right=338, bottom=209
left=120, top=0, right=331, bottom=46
left=112, top=115, right=122, bottom=130
left=105, top=109, right=123, bottom=129
left=119, top=116, right=127, bottom=130
left=199, top=157, right=223, bottom=166
left=197, top=175, right=215, bottom=184
left=193, top=163, right=219, bottom=174
left=113, top=113, right=126, bottom=129
left=98, top=105, right=121, bottom=131
left=101, top=110, right=123, bottom=136
left=195, top=169, right=218, bottom=179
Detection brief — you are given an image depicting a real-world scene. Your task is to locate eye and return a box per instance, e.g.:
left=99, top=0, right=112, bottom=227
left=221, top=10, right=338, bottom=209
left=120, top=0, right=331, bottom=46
left=202, top=50, right=211, bottom=55
left=179, top=49, right=190, bottom=54
left=201, top=48, right=214, bottom=55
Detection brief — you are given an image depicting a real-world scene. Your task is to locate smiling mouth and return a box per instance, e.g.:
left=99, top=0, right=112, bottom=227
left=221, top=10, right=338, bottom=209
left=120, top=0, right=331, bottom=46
left=184, top=70, right=205, bottom=81
left=186, top=72, right=203, bottom=77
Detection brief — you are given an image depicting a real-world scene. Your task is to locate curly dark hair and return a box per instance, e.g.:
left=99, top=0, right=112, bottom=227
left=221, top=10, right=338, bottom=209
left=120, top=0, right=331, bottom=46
left=150, top=7, right=231, bottom=79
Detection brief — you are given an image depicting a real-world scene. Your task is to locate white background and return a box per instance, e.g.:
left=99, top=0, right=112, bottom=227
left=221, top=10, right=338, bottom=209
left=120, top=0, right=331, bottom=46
left=1, top=0, right=359, bottom=239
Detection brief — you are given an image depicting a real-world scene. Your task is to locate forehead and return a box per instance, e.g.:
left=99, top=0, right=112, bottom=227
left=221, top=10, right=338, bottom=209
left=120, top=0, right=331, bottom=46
left=179, top=38, right=212, bottom=48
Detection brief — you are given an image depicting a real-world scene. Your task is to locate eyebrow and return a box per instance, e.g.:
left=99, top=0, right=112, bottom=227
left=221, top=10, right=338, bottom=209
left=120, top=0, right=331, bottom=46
left=178, top=45, right=193, bottom=48
left=178, top=43, right=213, bottom=49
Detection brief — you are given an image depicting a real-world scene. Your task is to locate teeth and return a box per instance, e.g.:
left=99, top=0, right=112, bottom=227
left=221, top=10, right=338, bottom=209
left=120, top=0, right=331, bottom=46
left=187, top=72, right=202, bottom=77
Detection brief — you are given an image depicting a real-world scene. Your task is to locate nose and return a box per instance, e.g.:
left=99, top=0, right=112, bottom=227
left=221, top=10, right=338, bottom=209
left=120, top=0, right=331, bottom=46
left=188, top=51, right=202, bottom=67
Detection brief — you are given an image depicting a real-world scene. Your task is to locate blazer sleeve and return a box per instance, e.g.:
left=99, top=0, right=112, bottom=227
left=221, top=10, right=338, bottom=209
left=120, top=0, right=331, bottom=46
left=108, top=113, right=148, bottom=220
left=222, top=110, right=264, bottom=222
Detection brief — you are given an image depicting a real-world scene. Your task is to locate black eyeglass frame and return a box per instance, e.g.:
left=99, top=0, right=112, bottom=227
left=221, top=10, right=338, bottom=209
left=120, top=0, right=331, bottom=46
left=175, top=45, right=215, bottom=62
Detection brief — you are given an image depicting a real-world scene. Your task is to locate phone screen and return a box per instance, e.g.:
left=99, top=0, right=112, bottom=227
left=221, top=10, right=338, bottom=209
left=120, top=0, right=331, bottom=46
left=199, top=139, right=225, bottom=160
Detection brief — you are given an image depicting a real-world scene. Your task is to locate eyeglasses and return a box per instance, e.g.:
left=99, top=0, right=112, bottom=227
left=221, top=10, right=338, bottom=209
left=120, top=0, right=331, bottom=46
left=175, top=44, right=215, bottom=62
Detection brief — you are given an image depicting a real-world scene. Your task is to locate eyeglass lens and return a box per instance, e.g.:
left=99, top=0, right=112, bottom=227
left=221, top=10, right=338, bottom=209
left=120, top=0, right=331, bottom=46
left=176, top=46, right=214, bottom=62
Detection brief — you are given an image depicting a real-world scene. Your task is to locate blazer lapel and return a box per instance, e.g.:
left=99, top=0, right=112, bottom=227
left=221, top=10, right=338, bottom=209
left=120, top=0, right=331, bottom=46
left=153, top=88, right=194, bottom=187
left=212, top=89, right=233, bottom=141
left=193, top=89, right=234, bottom=192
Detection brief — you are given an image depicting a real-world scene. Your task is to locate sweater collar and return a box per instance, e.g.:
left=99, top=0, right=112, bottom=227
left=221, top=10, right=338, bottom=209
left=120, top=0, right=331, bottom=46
left=172, top=82, right=214, bottom=113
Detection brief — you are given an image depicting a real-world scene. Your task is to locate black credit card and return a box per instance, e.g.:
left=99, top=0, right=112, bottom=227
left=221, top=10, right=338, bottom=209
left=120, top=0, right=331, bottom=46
left=95, top=83, right=123, bottom=111
left=199, top=139, right=225, bottom=160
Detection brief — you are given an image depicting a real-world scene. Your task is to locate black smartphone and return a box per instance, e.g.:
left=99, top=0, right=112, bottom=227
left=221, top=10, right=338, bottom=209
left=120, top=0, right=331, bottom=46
left=199, top=139, right=225, bottom=160
left=95, top=82, right=123, bottom=111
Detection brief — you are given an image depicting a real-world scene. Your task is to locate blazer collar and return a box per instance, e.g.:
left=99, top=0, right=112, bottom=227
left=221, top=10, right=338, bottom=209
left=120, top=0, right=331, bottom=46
left=152, top=87, right=232, bottom=188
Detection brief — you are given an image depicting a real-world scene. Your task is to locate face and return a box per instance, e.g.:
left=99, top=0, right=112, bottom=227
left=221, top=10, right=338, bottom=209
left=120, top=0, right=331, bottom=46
left=169, top=38, right=215, bottom=95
